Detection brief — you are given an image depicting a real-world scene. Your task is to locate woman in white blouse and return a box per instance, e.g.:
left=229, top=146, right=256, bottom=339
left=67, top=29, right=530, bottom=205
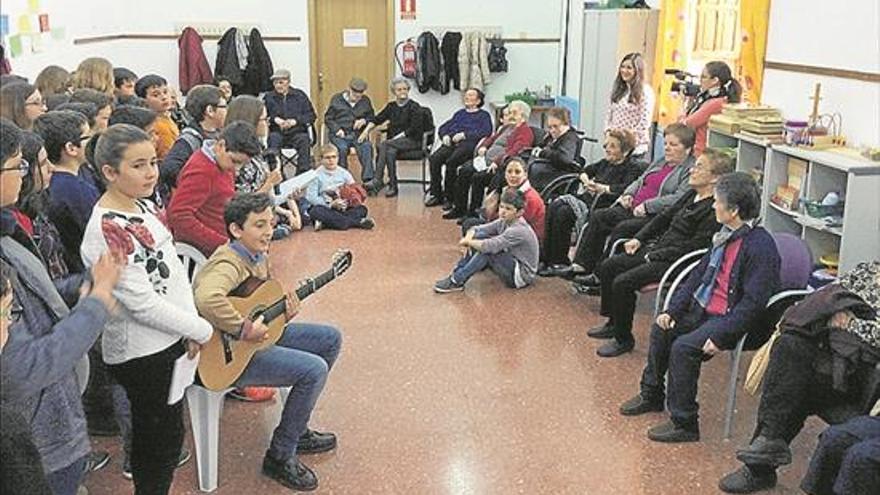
left=605, top=52, right=654, bottom=160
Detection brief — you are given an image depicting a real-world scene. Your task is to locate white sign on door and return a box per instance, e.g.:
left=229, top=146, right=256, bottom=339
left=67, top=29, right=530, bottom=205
left=343, top=29, right=368, bottom=47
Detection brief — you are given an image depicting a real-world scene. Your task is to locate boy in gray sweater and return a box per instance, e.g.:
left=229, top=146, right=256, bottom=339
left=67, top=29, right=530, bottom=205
left=435, top=188, right=539, bottom=292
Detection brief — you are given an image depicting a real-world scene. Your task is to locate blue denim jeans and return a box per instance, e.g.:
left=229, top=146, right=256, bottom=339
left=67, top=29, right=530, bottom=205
left=452, top=249, right=518, bottom=288
left=236, top=322, right=342, bottom=460
left=330, top=135, right=374, bottom=182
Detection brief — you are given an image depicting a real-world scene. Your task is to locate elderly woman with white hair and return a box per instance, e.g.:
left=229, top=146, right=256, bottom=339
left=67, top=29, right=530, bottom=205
left=359, top=77, right=427, bottom=197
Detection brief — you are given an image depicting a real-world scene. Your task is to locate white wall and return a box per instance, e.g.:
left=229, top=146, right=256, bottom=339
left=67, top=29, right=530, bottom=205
left=1, top=0, right=311, bottom=92
left=394, top=0, right=565, bottom=126
left=762, top=0, right=880, bottom=146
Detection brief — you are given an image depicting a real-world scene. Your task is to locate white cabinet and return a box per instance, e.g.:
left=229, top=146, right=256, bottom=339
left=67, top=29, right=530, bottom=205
left=708, top=129, right=880, bottom=273
left=575, top=8, right=659, bottom=164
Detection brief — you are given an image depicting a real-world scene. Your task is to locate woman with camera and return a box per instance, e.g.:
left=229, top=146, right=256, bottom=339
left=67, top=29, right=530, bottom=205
left=605, top=53, right=654, bottom=161
left=679, top=60, right=742, bottom=157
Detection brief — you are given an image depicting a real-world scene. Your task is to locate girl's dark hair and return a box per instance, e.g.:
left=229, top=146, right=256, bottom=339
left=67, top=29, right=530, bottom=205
left=0, top=82, right=39, bottom=129
left=610, top=53, right=645, bottom=105
left=224, top=192, right=273, bottom=238
left=715, top=171, right=761, bottom=221
left=17, top=131, right=48, bottom=216
left=94, top=124, right=152, bottom=175
left=704, top=61, right=742, bottom=104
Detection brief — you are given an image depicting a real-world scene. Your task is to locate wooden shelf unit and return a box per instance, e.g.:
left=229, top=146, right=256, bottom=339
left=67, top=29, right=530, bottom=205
left=707, top=129, right=880, bottom=273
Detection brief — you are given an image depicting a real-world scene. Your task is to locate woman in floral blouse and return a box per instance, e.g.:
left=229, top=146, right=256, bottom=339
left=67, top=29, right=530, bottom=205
left=604, top=53, right=654, bottom=160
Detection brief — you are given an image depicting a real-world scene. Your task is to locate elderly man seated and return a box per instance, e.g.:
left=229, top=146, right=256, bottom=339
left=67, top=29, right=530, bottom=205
left=324, top=77, right=375, bottom=183
left=264, top=68, right=316, bottom=175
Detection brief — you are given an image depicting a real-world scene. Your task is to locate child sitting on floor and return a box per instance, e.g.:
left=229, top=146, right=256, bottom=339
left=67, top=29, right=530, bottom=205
left=304, top=143, right=375, bottom=231
left=434, top=188, right=539, bottom=292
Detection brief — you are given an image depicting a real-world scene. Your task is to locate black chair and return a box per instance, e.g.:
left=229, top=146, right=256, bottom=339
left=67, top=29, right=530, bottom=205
left=277, top=123, right=318, bottom=178
left=394, top=106, right=435, bottom=191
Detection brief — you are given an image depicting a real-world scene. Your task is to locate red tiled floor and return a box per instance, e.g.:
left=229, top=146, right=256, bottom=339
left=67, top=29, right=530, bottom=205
left=85, top=183, right=825, bottom=494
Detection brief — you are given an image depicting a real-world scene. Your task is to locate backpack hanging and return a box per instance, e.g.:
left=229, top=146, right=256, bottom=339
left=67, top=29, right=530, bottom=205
left=488, top=39, right=508, bottom=73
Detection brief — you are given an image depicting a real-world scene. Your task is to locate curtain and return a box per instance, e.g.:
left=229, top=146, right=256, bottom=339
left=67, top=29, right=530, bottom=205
left=738, top=0, right=771, bottom=104
left=651, top=0, right=691, bottom=125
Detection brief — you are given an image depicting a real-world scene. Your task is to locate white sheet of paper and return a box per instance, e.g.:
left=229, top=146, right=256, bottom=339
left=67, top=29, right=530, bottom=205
left=342, top=29, right=368, bottom=47
left=472, top=155, right=488, bottom=172
left=274, top=170, right=318, bottom=205
left=168, top=352, right=199, bottom=405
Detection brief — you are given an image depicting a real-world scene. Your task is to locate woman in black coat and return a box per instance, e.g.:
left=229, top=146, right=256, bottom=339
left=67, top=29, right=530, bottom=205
left=540, top=129, right=642, bottom=271
left=527, top=106, right=582, bottom=193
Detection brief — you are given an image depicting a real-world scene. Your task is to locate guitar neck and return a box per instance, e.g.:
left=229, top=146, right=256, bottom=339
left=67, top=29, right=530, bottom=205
left=258, top=268, right=337, bottom=324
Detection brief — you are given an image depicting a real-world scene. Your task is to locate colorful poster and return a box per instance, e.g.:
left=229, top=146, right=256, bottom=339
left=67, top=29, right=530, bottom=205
left=39, top=13, right=49, bottom=32
left=1, top=15, right=9, bottom=37
left=28, top=0, right=41, bottom=14
left=8, top=34, right=23, bottom=57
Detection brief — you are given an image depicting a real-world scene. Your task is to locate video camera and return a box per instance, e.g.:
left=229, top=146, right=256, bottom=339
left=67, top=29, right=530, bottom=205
left=665, top=69, right=701, bottom=97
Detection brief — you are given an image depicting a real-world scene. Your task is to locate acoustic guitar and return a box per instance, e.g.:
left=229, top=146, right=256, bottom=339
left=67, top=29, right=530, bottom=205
left=197, top=250, right=353, bottom=390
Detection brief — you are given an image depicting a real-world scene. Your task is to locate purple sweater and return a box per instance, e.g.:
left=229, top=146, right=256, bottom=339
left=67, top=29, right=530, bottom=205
left=438, top=108, right=493, bottom=144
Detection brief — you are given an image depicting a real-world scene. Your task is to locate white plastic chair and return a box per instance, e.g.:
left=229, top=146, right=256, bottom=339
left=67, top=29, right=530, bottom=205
left=175, top=242, right=229, bottom=492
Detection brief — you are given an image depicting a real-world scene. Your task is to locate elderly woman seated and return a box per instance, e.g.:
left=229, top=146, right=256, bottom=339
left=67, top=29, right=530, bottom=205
left=539, top=129, right=643, bottom=275
left=719, top=260, right=880, bottom=494
left=445, top=100, right=534, bottom=221
left=526, top=106, right=582, bottom=193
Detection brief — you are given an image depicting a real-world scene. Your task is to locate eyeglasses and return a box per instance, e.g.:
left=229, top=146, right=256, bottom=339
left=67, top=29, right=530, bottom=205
left=1, top=301, right=23, bottom=324
left=214, top=103, right=228, bottom=109
left=79, top=135, right=93, bottom=144
left=0, top=158, right=29, bottom=176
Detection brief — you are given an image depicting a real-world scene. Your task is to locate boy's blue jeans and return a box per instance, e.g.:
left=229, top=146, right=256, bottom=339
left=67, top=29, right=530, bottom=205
left=236, top=322, right=342, bottom=460
left=452, top=249, right=518, bottom=288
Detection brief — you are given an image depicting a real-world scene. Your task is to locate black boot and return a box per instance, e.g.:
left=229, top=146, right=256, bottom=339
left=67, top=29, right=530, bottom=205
left=718, top=465, right=777, bottom=493
left=262, top=451, right=318, bottom=491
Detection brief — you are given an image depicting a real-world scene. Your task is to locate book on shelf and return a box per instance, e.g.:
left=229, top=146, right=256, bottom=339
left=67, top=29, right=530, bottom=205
left=771, top=158, right=807, bottom=210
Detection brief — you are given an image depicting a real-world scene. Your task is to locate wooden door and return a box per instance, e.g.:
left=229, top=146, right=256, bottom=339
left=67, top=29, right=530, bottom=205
left=309, top=0, right=393, bottom=140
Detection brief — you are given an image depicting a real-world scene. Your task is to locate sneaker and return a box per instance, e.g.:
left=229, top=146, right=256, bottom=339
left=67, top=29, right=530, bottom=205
left=619, top=394, right=664, bottom=416
left=571, top=282, right=600, bottom=296
left=434, top=276, right=464, bottom=293
left=442, top=208, right=465, bottom=220
left=262, top=452, right=318, bottom=491
left=719, top=465, right=778, bottom=494
left=424, top=195, right=443, bottom=207
left=85, top=451, right=111, bottom=473
left=384, top=186, right=399, bottom=197
left=122, top=448, right=190, bottom=480
left=297, top=429, right=337, bottom=454
left=647, top=420, right=700, bottom=443
left=357, top=218, right=375, bottom=230
left=228, top=387, right=276, bottom=402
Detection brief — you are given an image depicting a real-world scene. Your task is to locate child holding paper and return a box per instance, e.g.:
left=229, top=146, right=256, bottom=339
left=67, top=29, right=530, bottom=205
left=81, top=124, right=213, bottom=494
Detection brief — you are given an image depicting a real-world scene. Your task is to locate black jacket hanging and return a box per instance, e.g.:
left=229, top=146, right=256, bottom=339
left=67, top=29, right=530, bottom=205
left=488, top=39, right=508, bottom=73
left=215, top=28, right=244, bottom=93
left=440, top=32, right=462, bottom=94
left=243, top=28, right=275, bottom=95
left=416, top=31, right=443, bottom=94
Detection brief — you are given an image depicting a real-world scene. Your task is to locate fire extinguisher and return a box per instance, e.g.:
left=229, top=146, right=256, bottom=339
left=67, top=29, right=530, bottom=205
left=395, top=38, right=417, bottom=78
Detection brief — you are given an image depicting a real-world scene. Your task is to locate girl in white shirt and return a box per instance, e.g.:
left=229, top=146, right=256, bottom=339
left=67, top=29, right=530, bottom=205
left=81, top=124, right=213, bottom=494
left=605, top=52, right=655, bottom=159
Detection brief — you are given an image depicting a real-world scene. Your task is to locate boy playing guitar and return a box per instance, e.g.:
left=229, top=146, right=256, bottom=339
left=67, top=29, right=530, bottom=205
left=192, top=192, right=342, bottom=491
